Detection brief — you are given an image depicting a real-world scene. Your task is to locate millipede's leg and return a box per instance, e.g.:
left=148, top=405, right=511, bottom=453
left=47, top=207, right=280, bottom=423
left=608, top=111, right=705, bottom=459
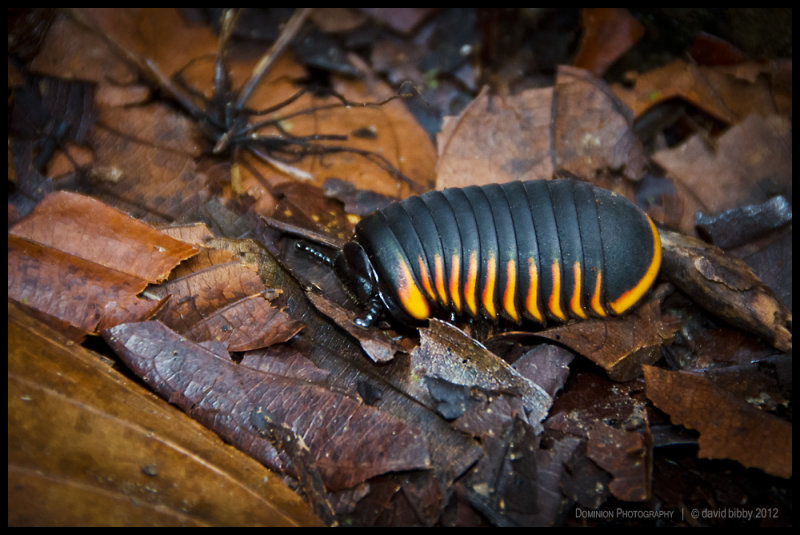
left=295, top=241, right=335, bottom=267
left=355, top=296, right=383, bottom=328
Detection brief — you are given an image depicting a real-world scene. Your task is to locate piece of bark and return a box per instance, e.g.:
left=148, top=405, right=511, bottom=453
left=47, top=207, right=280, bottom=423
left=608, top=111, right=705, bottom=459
left=659, top=229, right=791, bottom=352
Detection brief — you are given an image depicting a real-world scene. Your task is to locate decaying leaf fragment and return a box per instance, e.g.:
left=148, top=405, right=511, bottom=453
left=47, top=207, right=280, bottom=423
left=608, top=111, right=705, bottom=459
left=411, top=319, right=553, bottom=433
left=147, top=228, right=303, bottom=353
left=651, top=114, right=792, bottom=235
left=572, top=8, right=644, bottom=76
left=535, top=299, right=671, bottom=381
left=659, top=229, right=791, bottom=352
left=643, top=365, right=791, bottom=479
left=8, top=191, right=197, bottom=340
left=9, top=301, right=322, bottom=527
left=306, top=291, right=401, bottom=363
left=459, top=417, right=540, bottom=526
left=612, top=59, right=792, bottom=124
left=104, top=320, right=432, bottom=491
left=436, top=65, right=646, bottom=189
left=543, top=370, right=652, bottom=504
left=586, top=421, right=651, bottom=502
left=184, top=293, right=303, bottom=352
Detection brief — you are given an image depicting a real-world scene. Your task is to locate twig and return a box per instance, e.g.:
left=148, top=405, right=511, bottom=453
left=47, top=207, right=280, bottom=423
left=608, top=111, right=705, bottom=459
left=235, top=8, right=312, bottom=111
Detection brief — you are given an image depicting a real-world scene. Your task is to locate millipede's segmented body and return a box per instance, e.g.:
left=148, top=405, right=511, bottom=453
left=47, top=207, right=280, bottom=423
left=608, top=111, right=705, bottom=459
left=335, top=179, right=661, bottom=327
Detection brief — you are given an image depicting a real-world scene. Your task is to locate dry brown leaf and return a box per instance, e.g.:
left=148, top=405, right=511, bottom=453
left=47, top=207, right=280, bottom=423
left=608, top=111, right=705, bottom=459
left=87, top=110, right=210, bottom=222
left=8, top=234, right=165, bottom=337
left=437, top=65, right=646, bottom=189
left=436, top=85, right=556, bottom=188
left=184, top=293, right=303, bottom=352
left=8, top=191, right=197, bottom=339
left=150, top=259, right=267, bottom=333
left=31, top=10, right=138, bottom=87
left=104, top=320, right=433, bottom=491
left=652, top=114, right=792, bottom=228
left=306, top=292, right=400, bottom=363
left=586, top=421, right=651, bottom=502
left=8, top=301, right=323, bottom=527
left=551, top=66, right=647, bottom=181
left=573, top=8, right=644, bottom=76
left=411, top=319, right=553, bottom=432
left=643, top=365, right=791, bottom=479
left=612, top=59, right=790, bottom=123
left=10, top=191, right=197, bottom=281
left=281, top=76, right=437, bottom=198
left=535, top=299, right=671, bottom=382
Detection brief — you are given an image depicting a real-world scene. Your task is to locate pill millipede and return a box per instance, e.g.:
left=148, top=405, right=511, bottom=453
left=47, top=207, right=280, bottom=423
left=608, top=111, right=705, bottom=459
left=299, top=178, right=661, bottom=329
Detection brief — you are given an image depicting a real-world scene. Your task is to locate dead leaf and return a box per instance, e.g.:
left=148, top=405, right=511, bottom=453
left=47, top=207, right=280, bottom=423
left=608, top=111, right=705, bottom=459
left=551, top=66, right=647, bottom=181
left=31, top=10, right=138, bottom=87
left=10, top=190, right=197, bottom=281
left=8, top=191, right=197, bottom=339
left=411, top=319, right=553, bottom=432
left=306, top=292, right=401, bottom=363
left=612, top=59, right=791, bottom=123
left=87, top=112, right=210, bottom=222
left=241, top=345, right=331, bottom=384
left=287, top=76, right=437, bottom=198
left=535, top=299, right=671, bottom=381
left=104, top=320, right=432, bottom=491
left=688, top=31, right=750, bottom=66
left=436, top=85, right=556, bottom=188
left=512, top=344, right=574, bottom=399
left=436, top=65, right=646, bottom=189
left=8, top=234, right=165, bottom=337
left=460, top=417, right=540, bottom=526
left=149, top=257, right=267, bottom=334
left=545, top=371, right=649, bottom=440
left=8, top=300, right=322, bottom=527
left=544, top=371, right=652, bottom=506
left=643, top=365, right=791, bottom=479
left=586, top=421, right=651, bottom=502
left=184, top=293, right=303, bottom=352
left=573, top=8, right=644, bottom=76
left=652, top=114, right=791, bottom=230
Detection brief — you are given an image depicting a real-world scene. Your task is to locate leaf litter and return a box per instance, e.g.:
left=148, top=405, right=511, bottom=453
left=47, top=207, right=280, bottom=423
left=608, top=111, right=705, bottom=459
left=8, top=7, right=792, bottom=527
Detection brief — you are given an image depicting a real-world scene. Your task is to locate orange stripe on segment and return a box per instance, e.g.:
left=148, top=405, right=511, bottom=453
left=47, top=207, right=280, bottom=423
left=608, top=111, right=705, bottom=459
left=548, top=260, right=567, bottom=321
left=503, top=259, right=519, bottom=322
left=417, top=256, right=436, bottom=302
left=570, top=262, right=587, bottom=319
left=590, top=270, right=606, bottom=317
left=465, top=250, right=479, bottom=317
left=434, top=254, right=448, bottom=306
left=397, top=258, right=430, bottom=320
left=609, top=216, right=662, bottom=315
left=449, top=254, right=461, bottom=313
left=525, top=258, right=543, bottom=322
left=481, top=253, right=497, bottom=319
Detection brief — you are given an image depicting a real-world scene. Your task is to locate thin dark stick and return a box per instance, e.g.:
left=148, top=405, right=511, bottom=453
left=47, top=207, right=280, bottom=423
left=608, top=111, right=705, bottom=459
left=235, top=8, right=312, bottom=111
